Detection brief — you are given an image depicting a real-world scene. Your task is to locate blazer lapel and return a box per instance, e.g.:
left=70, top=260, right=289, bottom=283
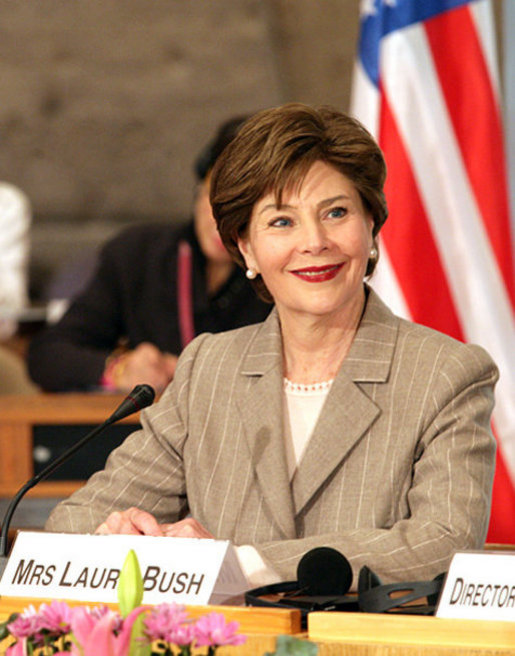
left=292, top=289, right=399, bottom=515
left=235, top=311, right=297, bottom=539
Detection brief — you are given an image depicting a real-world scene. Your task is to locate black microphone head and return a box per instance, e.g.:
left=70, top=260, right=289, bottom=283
left=108, top=384, right=156, bottom=423
left=131, top=384, right=156, bottom=409
left=297, top=547, right=352, bottom=596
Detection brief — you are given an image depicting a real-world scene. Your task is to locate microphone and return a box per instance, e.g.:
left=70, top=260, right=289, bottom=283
left=0, top=384, right=155, bottom=569
left=107, top=383, right=155, bottom=423
left=245, top=546, right=357, bottom=625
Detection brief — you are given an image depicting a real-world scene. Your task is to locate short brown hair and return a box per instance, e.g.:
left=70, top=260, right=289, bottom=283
left=210, top=103, right=388, bottom=300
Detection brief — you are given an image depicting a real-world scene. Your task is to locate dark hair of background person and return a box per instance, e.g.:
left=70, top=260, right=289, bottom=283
left=194, top=115, right=250, bottom=180
left=210, top=103, right=388, bottom=301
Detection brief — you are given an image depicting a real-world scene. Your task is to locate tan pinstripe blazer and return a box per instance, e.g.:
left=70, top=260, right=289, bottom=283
left=46, top=288, right=498, bottom=585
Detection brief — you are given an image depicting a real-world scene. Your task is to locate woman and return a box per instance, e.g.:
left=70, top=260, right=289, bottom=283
left=45, top=104, right=497, bottom=588
left=28, top=116, right=270, bottom=393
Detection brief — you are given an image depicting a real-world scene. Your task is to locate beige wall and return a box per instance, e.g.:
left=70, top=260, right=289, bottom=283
left=0, top=1, right=358, bottom=219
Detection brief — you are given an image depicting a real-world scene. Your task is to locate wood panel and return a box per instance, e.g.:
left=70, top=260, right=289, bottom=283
left=0, top=393, right=140, bottom=498
left=0, top=424, right=32, bottom=487
left=309, top=611, right=515, bottom=652
left=0, top=393, right=131, bottom=424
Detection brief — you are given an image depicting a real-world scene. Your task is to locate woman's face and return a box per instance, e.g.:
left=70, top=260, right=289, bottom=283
left=194, top=177, right=233, bottom=265
left=238, top=161, right=374, bottom=321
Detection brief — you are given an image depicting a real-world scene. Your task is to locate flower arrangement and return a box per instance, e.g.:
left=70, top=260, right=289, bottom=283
left=0, top=599, right=246, bottom=655
left=0, top=550, right=245, bottom=655
left=0, top=550, right=318, bottom=655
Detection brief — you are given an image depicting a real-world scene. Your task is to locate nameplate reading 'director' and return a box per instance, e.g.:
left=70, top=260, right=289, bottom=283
left=0, top=532, right=249, bottom=606
left=436, top=550, right=515, bottom=622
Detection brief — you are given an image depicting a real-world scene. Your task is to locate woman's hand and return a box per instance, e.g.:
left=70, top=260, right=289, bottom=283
left=95, top=507, right=164, bottom=536
left=95, top=510, right=213, bottom=540
left=160, top=518, right=215, bottom=539
left=104, top=342, right=178, bottom=393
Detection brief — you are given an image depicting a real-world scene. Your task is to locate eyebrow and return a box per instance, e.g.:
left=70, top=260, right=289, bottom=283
left=258, top=194, right=351, bottom=215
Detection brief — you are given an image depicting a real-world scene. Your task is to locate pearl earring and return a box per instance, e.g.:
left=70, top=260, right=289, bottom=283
left=369, top=247, right=378, bottom=260
left=246, top=268, right=257, bottom=280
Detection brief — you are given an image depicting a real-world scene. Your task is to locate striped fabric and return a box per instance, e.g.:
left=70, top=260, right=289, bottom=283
left=351, top=0, right=515, bottom=542
left=46, top=292, right=497, bottom=586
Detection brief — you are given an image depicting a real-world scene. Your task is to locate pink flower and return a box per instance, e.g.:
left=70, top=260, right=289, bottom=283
left=82, top=611, right=121, bottom=656
left=167, top=622, right=196, bottom=647
left=39, top=600, right=74, bottom=634
left=6, top=637, right=28, bottom=656
left=143, top=603, right=188, bottom=642
left=68, top=606, right=98, bottom=646
left=7, top=606, right=42, bottom=639
left=70, top=606, right=147, bottom=656
left=193, top=612, right=246, bottom=648
left=90, top=605, right=113, bottom=622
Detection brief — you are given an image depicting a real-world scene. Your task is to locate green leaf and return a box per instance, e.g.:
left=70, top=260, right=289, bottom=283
left=265, top=634, right=319, bottom=656
left=0, top=613, right=18, bottom=640
left=129, top=611, right=152, bottom=656
left=118, top=549, right=144, bottom=618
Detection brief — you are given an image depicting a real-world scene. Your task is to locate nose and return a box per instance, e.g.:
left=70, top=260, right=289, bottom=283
left=298, top=220, right=329, bottom=255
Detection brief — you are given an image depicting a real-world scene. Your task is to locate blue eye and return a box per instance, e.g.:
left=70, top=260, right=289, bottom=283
left=271, top=217, right=292, bottom=227
left=327, top=207, right=347, bottom=219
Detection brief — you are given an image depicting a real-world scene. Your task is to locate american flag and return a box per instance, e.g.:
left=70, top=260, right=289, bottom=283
left=351, top=0, right=515, bottom=542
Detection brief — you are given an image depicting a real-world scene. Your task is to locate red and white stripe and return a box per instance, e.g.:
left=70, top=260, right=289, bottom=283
left=352, top=0, right=515, bottom=542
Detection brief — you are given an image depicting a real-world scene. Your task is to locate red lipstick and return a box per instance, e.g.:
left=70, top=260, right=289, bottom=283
left=291, top=263, right=344, bottom=283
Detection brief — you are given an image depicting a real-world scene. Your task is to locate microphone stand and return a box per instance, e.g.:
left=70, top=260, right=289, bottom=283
left=0, top=384, right=155, bottom=577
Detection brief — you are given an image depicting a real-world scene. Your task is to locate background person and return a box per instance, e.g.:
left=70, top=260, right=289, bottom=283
left=28, top=116, right=271, bottom=393
left=0, top=182, right=31, bottom=341
left=0, top=182, right=37, bottom=395
left=45, top=104, right=497, bottom=588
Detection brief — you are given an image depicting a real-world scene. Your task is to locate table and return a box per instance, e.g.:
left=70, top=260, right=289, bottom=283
left=0, top=393, right=140, bottom=498
left=0, top=596, right=513, bottom=655
left=308, top=610, right=515, bottom=655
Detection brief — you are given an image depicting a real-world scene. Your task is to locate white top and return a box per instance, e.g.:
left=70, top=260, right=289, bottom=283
left=235, top=378, right=333, bottom=586
left=283, top=378, right=333, bottom=480
left=0, top=183, right=31, bottom=340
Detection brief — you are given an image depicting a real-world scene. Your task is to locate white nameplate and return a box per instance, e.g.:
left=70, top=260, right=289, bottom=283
left=0, top=532, right=249, bottom=606
left=436, top=550, right=515, bottom=622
